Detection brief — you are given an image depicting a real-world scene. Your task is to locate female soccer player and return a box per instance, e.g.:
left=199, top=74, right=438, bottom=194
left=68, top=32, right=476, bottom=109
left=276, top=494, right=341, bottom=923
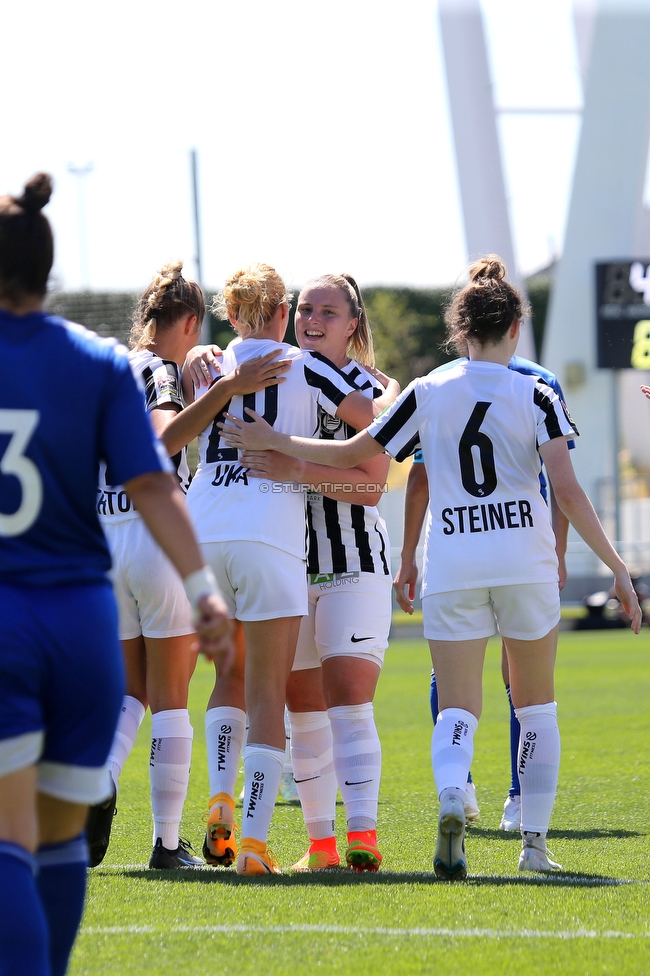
left=185, top=263, right=396, bottom=875
left=219, top=255, right=642, bottom=879
left=0, top=174, right=230, bottom=976
left=241, top=274, right=393, bottom=872
left=92, top=262, right=292, bottom=870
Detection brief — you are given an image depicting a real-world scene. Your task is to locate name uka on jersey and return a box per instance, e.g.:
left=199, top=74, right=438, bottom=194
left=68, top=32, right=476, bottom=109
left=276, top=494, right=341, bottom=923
left=441, top=498, right=534, bottom=535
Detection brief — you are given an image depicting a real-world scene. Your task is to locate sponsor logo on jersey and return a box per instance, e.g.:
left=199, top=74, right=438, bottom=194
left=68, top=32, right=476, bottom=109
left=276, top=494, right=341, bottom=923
left=440, top=499, right=534, bottom=535
left=96, top=489, right=134, bottom=516
left=309, top=571, right=360, bottom=589
left=246, top=770, right=265, bottom=818
left=211, top=463, right=249, bottom=488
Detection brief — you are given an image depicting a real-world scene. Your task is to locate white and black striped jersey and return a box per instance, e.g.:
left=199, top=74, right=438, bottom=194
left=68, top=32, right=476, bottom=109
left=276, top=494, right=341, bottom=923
left=186, top=339, right=358, bottom=560
left=366, top=360, right=579, bottom=595
left=306, top=359, right=390, bottom=578
left=97, top=349, right=189, bottom=523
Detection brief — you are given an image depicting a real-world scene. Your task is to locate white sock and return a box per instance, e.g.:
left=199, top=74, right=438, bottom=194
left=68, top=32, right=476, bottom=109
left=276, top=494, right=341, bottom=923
left=107, top=695, right=146, bottom=788
left=149, top=709, right=193, bottom=850
left=515, top=701, right=560, bottom=834
left=241, top=744, right=285, bottom=843
left=431, top=708, right=478, bottom=798
left=288, top=710, right=337, bottom=840
left=328, top=702, right=381, bottom=831
left=205, top=706, right=246, bottom=800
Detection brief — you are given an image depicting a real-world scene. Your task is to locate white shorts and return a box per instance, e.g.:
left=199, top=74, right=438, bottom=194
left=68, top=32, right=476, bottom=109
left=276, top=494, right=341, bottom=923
left=0, top=731, right=113, bottom=805
left=293, top=572, right=392, bottom=669
left=104, top=518, right=194, bottom=640
left=422, top=582, right=561, bottom=642
left=201, top=541, right=307, bottom=620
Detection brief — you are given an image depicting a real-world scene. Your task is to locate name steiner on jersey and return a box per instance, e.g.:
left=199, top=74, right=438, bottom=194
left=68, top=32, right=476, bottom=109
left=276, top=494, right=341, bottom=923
left=441, top=499, right=534, bottom=535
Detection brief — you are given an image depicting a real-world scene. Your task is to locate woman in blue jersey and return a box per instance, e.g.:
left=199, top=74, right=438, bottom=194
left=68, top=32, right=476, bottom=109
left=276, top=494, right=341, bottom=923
left=0, top=175, right=231, bottom=976
left=185, top=264, right=397, bottom=875
left=219, top=255, right=642, bottom=880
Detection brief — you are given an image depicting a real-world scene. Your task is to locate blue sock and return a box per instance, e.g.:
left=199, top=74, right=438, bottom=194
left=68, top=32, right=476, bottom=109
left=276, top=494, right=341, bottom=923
left=429, top=669, right=438, bottom=724
left=505, top=684, right=521, bottom=796
left=36, top=833, right=88, bottom=976
left=0, top=841, right=50, bottom=975
left=430, top=670, right=473, bottom=785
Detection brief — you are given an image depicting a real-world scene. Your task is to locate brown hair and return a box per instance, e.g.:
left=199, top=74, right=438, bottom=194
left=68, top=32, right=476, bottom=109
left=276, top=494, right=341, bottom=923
left=301, top=273, right=375, bottom=367
left=213, top=263, right=290, bottom=338
left=130, top=260, right=205, bottom=349
left=0, top=173, right=54, bottom=301
left=443, top=255, right=529, bottom=355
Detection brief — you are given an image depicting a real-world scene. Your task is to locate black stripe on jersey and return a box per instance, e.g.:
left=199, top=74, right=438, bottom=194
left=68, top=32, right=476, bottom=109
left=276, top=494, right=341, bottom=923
left=533, top=381, right=578, bottom=440
left=371, top=389, right=419, bottom=461
left=376, top=519, right=390, bottom=575
left=306, top=502, right=319, bottom=575
left=350, top=504, right=374, bottom=572
left=323, top=497, right=347, bottom=573
left=304, top=363, right=353, bottom=407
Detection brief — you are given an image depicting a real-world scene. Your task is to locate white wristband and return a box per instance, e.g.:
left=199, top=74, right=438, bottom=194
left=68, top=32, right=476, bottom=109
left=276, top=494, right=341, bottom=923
left=183, top=566, right=219, bottom=617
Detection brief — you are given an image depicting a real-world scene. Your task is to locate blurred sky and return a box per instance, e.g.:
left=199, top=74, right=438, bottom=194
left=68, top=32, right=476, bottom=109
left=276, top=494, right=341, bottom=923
left=1, top=0, right=600, bottom=293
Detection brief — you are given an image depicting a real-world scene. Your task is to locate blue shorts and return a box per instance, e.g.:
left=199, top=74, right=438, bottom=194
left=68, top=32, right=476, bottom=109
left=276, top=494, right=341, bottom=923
left=0, top=581, right=124, bottom=803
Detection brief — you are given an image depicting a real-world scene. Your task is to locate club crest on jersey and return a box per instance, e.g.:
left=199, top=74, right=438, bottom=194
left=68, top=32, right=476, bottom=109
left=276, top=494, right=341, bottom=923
left=320, top=413, right=342, bottom=435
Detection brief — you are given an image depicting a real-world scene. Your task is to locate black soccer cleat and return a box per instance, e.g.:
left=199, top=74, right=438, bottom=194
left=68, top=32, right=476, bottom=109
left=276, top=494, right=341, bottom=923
left=86, top=780, right=117, bottom=868
left=148, top=836, right=204, bottom=869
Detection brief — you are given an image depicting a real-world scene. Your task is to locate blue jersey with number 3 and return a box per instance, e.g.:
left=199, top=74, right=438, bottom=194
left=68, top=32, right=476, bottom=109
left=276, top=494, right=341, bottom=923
left=0, top=310, right=168, bottom=586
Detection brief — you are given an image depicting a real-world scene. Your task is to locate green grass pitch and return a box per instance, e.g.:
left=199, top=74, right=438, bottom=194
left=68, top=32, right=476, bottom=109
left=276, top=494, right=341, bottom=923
left=71, top=630, right=650, bottom=975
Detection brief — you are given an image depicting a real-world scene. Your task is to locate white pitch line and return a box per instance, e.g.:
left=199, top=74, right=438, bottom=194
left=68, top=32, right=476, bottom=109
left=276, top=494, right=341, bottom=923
left=80, top=924, right=650, bottom=940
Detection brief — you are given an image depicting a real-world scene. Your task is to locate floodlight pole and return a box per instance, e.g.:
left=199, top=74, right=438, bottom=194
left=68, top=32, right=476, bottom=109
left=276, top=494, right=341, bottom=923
left=67, top=162, right=94, bottom=290
left=190, top=149, right=210, bottom=343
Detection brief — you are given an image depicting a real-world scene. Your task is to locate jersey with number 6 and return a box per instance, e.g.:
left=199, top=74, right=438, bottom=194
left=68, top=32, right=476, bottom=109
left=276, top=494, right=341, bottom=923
left=366, top=359, right=578, bottom=595
left=0, top=310, right=169, bottom=586
left=186, top=339, right=358, bottom=559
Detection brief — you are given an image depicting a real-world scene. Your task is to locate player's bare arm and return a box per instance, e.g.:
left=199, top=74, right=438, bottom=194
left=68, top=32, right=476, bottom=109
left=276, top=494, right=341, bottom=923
left=241, top=448, right=389, bottom=506
left=393, top=461, right=429, bottom=614
left=219, top=409, right=384, bottom=466
left=161, top=351, right=292, bottom=457
left=540, top=437, right=642, bottom=633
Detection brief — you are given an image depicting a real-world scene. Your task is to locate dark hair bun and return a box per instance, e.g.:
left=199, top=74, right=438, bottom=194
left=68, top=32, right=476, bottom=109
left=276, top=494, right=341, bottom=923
left=469, top=255, right=506, bottom=283
left=17, top=173, right=53, bottom=214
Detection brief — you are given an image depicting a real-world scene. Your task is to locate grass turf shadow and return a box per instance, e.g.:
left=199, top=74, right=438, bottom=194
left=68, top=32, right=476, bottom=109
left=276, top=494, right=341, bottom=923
left=468, top=827, right=644, bottom=840
left=109, top=867, right=637, bottom=889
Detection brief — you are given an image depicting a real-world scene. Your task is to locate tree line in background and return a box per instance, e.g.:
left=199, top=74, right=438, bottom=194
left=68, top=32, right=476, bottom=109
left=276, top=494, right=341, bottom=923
left=47, top=279, right=551, bottom=385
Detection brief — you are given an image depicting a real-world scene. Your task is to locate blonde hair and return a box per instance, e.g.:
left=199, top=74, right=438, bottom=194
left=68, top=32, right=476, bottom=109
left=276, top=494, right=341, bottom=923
left=130, top=260, right=205, bottom=350
left=213, top=263, right=290, bottom=338
left=301, top=273, right=375, bottom=367
left=444, top=255, right=529, bottom=355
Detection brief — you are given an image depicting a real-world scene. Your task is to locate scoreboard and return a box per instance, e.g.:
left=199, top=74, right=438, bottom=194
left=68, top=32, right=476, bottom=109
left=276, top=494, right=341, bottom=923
left=596, top=260, right=650, bottom=369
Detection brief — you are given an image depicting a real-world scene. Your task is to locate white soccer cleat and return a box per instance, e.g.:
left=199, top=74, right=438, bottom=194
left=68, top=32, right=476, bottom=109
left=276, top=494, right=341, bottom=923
left=499, top=793, right=521, bottom=831
left=434, top=793, right=467, bottom=881
left=464, top=781, right=480, bottom=823
left=518, top=834, right=562, bottom=873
